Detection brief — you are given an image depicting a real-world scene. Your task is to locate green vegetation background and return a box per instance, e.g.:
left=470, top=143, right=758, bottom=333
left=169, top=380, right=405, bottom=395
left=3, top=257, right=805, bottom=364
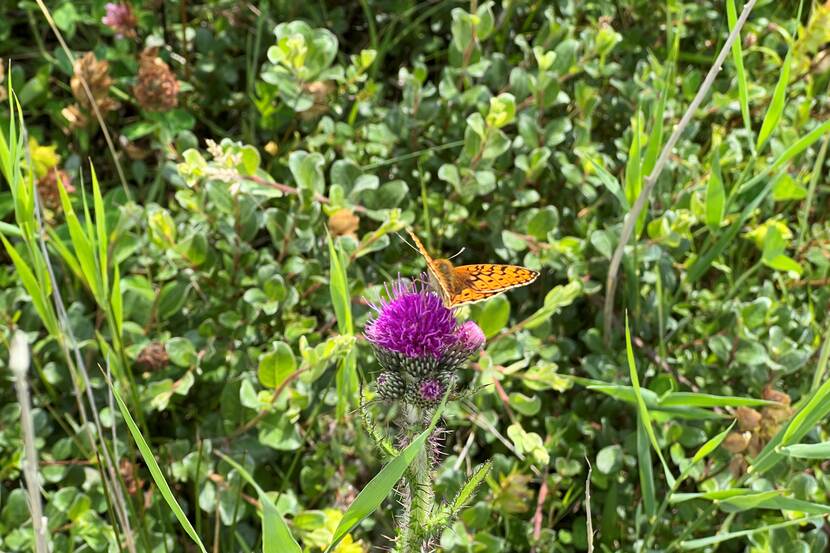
left=2, top=0, right=830, bottom=551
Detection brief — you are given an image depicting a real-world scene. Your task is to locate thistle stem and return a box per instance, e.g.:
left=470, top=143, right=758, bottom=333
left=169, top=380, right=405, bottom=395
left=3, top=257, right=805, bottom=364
left=399, top=405, right=435, bottom=552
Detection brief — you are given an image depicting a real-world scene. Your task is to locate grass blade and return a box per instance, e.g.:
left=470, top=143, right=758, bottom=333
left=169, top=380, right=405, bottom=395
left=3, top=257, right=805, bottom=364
left=327, top=233, right=357, bottom=419
left=755, top=50, right=791, bottom=152
left=705, top=144, right=724, bottom=230
left=690, top=421, right=735, bottom=465
left=217, top=452, right=302, bottom=553
left=625, top=314, right=675, bottom=487
left=637, top=417, right=656, bottom=519
left=686, top=176, right=776, bottom=284
left=660, top=392, right=774, bottom=408
left=109, top=379, right=208, bottom=553
left=678, top=517, right=819, bottom=549
left=624, top=110, right=645, bottom=236
left=91, top=164, right=108, bottom=297
left=778, top=442, right=830, bottom=459
left=799, top=135, right=830, bottom=243
left=726, top=0, right=752, bottom=137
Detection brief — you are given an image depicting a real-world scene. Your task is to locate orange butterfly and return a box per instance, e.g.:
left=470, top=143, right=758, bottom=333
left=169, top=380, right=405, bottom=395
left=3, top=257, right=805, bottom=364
left=406, top=228, right=540, bottom=307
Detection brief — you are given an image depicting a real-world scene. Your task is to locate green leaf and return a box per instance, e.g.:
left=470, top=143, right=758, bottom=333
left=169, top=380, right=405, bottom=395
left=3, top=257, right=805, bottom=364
left=258, top=342, right=297, bottom=389
left=475, top=294, right=510, bottom=338
left=109, top=380, right=208, bottom=553
left=166, top=337, right=198, bottom=368
left=596, top=445, right=623, bottom=475
left=508, top=392, right=541, bottom=416
left=288, top=151, right=325, bottom=194
left=690, top=421, right=735, bottom=465
left=521, top=281, right=582, bottom=330
left=705, top=145, right=724, bottom=230
left=756, top=50, right=791, bottom=152
left=157, top=281, right=189, bottom=321
left=486, top=93, right=516, bottom=129
left=217, top=453, right=302, bottom=553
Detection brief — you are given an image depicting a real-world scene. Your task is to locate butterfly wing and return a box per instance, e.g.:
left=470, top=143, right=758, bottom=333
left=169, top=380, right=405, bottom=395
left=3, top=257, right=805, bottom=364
left=448, top=264, right=539, bottom=306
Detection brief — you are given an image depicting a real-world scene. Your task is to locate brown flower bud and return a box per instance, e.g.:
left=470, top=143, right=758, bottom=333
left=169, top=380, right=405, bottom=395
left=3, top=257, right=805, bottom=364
left=736, top=407, right=762, bottom=432
left=723, top=431, right=751, bottom=454
left=328, top=208, right=360, bottom=237
left=136, top=342, right=169, bottom=370
left=299, top=80, right=334, bottom=120
left=729, top=455, right=748, bottom=478
left=71, top=52, right=120, bottom=114
left=134, top=48, right=180, bottom=112
left=37, top=168, right=75, bottom=211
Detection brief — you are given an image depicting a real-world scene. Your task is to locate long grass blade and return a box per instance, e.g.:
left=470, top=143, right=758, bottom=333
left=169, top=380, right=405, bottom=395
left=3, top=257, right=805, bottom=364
left=678, top=517, right=819, bottom=549
left=625, top=314, right=675, bottom=487
left=726, top=0, right=752, bottom=137
left=109, top=379, right=208, bottom=553
left=755, top=50, right=791, bottom=152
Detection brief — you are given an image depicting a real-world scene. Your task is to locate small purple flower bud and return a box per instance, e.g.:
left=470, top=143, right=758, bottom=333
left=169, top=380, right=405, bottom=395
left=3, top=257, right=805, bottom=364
left=418, top=378, right=444, bottom=403
left=456, top=321, right=486, bottom=354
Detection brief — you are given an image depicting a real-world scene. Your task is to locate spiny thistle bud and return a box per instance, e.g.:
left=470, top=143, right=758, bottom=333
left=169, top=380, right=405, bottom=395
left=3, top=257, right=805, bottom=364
left=376, top=371, right=406, bottom=400
left=406, top=377, right=447, bottom=408
left=134, top=48, right=180, bottom=112
left=102, top=3, right=138, bottom=39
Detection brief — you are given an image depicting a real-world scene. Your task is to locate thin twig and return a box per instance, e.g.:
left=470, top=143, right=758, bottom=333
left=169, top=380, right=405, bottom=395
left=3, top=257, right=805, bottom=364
left=603, top=0, right=759, bottom=341
left=585, top=458, right=594, bottom=553
left=9, top=332, right=50, bottom=553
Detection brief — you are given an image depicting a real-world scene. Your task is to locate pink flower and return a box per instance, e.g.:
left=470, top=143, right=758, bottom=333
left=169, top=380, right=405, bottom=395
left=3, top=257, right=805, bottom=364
left=102, top=3, right=137, bottom=39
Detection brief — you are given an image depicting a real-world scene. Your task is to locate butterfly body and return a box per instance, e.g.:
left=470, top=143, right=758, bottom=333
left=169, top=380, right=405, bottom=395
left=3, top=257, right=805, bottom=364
left=406, top=229, right=540, bottom=307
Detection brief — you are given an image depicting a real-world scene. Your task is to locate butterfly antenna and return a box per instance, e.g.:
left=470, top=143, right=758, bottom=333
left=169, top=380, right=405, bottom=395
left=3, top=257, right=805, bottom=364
left=395, top=231, right=420, bottom=254
left=448, top=246, right=466, bottom=260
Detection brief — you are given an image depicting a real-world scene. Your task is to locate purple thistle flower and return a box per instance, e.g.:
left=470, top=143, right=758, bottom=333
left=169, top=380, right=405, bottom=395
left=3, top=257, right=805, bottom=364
left=365, top=280, right=459, bottom=359
left=102, top=3, right=137, bottom=39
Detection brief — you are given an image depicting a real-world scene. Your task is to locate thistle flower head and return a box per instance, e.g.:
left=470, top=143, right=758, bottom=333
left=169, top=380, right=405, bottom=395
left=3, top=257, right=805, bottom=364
left=365, top=279, right=458, bottom=359
left=366, top=279, right=486, bottom=405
